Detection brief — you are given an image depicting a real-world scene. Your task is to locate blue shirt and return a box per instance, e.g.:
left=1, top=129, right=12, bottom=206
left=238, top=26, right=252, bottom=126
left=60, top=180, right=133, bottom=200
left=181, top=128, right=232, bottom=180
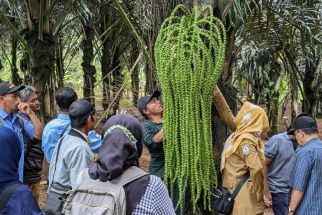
left=289, top=138, right=322, bottom=215
left=264, top=132, right=295, bottom=193
left=0, top=108, right=34, bottom=182
left=42, top=113, right=101, bottom=163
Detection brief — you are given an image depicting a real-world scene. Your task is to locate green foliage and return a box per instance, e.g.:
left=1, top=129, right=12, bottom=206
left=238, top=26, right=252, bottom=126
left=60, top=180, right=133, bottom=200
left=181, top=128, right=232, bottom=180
left=155, top=4, right=226, bottom=211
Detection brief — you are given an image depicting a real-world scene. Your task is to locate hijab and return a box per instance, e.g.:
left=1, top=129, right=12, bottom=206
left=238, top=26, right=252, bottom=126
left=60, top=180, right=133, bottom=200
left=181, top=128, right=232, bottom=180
left=89, top=114, right=143, bottom=181
left=0, top=126, right=22, bottom=194
left=224, top=102, right=269, bottom=161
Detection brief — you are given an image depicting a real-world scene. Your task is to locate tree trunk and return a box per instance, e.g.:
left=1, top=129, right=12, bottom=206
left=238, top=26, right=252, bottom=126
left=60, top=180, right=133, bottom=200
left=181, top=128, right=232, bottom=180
left=55, top=36, right=64, bottom=89
left=81, top=23, right=96, bottom=104
left=302, top=53, right=319, bottom=116
left=131, top=45, right=140, bottom=105
left=101, top=37, right=111, bottom=110
left=25, top=0, right=55, bottom=122
left=25, top=28, right=55, bottom=122
left=145, top=63, right=159, bottom=94
left=10, top=16, right=22, bottom=85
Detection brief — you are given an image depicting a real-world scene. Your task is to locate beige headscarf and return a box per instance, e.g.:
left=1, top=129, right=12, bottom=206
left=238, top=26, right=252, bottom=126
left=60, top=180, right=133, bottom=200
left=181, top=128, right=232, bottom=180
left=224, top=101, right=269, bottom=162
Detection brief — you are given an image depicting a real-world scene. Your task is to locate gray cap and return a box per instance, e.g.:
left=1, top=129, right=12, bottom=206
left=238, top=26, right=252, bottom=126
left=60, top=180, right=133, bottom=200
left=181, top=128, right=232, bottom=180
left=137, top=91, right=161, bottom=117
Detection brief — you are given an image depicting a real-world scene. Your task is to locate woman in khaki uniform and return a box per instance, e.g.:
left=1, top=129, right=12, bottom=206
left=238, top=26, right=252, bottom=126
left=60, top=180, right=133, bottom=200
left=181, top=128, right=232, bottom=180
left=221, top=102, right=269, bottom=215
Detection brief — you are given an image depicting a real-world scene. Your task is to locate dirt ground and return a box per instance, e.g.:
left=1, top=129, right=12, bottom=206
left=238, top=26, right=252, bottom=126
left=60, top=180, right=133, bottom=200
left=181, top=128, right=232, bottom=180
left=38, top=118, right=322, bottom=214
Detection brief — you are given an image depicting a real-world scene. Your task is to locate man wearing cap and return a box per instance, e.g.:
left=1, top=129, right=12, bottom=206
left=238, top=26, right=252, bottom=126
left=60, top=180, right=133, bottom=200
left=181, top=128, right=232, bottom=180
left=0, top=81, right=43, bottom=182
left=137, top=91, right=164, bottom=178
left=42, top=87, right=101, bottom=163
left=287, top=114, right=322, bottom=215
left=45, top=99, right=96, bottom=214
left=138, top=91, right=183, bottom=215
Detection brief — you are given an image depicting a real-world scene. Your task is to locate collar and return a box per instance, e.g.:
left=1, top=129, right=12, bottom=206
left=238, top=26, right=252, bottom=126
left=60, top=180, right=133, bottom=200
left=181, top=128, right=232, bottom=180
left=0, top=108, right=17, bottom=122
left=283, top=132, right=292, bottom=140
left=144, top=119, right=163, bottom=125
left=57, top=113, right=70, bottom=121
left=69, top=128, right=90, bottom=144
left=303, top=137, right=320, bottom=148
left=0, top=108, right=9, bottom=119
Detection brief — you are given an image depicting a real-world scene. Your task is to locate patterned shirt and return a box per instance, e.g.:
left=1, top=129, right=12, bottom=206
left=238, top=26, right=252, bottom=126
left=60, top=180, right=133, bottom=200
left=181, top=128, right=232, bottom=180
left=142, top=120, right=164, bottom=178
left=42, top=113, right=101, bottom=163
left=132, top=175, right=175, bottom=215
left=289, top=138, right=322, bottom=215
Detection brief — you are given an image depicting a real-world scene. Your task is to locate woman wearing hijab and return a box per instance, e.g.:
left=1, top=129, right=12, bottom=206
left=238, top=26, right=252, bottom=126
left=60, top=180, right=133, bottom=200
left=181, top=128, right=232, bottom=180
left=0, top=126, right=43, bottom=215
left=87, top=114, right=175, bottom=215
left=220, top=102, right=269, bottom=215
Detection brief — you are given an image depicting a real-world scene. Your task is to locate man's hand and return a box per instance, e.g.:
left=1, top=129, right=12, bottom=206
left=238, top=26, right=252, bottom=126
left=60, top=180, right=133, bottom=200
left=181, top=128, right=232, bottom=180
left=18, top=102, right=33, bottom=116
left=263, top=189, right=272, bottom=208
left=153, top=128, right=164, bottom=143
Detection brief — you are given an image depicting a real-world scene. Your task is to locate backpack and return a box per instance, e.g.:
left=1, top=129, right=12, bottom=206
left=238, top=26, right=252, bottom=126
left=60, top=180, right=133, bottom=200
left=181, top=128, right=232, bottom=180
left=62, top=166, right=148, bottom=215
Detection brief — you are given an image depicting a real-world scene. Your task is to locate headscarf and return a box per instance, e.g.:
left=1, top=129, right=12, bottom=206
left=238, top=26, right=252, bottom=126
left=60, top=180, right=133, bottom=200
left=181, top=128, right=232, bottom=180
left=0, top=126, right=22, bottom=194
left=224, top=102, right=269, bottom=161
left=88, top=114, right=143, bottom=181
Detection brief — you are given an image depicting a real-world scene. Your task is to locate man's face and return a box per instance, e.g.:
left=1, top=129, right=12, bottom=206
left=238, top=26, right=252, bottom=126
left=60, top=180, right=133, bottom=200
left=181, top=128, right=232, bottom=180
left=0, top=93, right=20, bottom=114
left=145, top=97, right=163, bottom=115
left=26, top=92, right=40, bottom=112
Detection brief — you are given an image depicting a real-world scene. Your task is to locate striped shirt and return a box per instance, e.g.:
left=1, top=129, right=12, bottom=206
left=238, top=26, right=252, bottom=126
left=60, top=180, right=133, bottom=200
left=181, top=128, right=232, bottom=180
left=132, top=175, right=175, bottom=215
left=289, top=138, right=322, bottom=215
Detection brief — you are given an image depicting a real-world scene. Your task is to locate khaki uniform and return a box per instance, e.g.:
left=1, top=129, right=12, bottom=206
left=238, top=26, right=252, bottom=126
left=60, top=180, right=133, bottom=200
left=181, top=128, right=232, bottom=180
left=222, top=141, right=264, bottom=215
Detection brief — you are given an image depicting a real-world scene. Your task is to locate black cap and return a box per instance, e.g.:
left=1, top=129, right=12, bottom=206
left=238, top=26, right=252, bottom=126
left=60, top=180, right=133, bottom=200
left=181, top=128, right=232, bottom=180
left=69, top=100, right=95, bottom=122
left=287, top=113, right=318, bottom=135
left=137, top=91, right=161, bottom=117
left=0, top=82, right=25, bottom=96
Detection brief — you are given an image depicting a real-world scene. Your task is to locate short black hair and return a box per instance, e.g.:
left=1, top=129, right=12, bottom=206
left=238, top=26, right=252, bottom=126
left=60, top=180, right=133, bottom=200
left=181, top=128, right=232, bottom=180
left=55, top=87, right=78, bottom=111
left=300, top=128, right=318, bottom=135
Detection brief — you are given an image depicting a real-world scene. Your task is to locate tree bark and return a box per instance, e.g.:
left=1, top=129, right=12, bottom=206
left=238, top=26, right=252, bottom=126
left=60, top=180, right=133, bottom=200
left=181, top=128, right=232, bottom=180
left=81, top=23, right=96, bottom=104
left=55, top=36, right=64, bottom=89
left=130, top=44, right=140, bottom=106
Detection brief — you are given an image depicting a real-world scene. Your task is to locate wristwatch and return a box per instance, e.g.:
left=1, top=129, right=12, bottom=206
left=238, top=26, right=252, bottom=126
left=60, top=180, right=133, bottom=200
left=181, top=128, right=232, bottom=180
left=289, top=207, right=295, bottom=214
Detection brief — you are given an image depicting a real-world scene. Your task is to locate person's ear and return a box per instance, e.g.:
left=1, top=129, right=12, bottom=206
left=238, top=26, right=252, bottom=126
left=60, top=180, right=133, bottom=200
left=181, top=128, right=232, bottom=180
left=143, top=108, right=149, bottom=115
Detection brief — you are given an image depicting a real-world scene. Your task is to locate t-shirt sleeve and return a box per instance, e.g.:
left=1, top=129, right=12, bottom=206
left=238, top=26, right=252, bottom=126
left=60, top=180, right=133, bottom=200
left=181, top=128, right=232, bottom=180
left=142, top=123, right=163, bottom=151
left=42, top=125, right=58, bottom=163
left=68, top=145, right=94, bottom=189
left=238, top=141, right=263, bottom=178
left=288, top=153, right=312, bottom=192
left=88, top=130, right=102, bottom=153
left=264, top=136, right=280, bottom=159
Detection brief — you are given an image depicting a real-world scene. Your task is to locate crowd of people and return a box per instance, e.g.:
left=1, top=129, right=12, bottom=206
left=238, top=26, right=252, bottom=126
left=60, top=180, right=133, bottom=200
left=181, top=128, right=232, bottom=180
left=0, top=80, right=321, bottom=215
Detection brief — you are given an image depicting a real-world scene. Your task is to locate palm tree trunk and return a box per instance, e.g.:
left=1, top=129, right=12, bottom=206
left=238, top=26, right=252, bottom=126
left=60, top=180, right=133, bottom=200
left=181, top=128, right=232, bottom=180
left=25, top=0, right=55, bottom=122
left=55, top=36, right=64, bottom=88
left=130, top=44, right=140, bottom=105
left=81, top=23, right=96, bottom=104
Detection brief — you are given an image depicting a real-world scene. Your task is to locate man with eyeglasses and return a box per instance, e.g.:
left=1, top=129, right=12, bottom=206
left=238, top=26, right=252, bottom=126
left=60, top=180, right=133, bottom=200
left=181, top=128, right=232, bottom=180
left=287, top=114, right=322, bottom=215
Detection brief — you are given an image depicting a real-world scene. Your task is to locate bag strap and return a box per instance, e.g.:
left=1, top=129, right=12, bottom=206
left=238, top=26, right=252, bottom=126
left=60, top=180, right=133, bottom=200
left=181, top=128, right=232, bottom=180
left=0, top=183, right=20, bottom=211
left=50, top=136, right=66, bottom=188
left=230, top=172, right=250, bottom=200
left=77, top=166, right=148, bottom=187
left=115, top=166, right=148, bottom=186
